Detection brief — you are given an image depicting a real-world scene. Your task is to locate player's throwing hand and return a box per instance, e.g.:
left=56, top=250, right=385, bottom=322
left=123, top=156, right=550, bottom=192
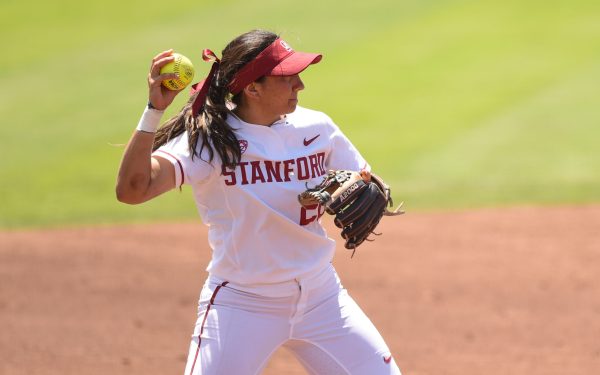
left=147, top=49, right=182, bottom=111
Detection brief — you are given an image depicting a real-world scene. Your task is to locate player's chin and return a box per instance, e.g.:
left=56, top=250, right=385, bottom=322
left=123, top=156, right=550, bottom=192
left=287, top=99, right=299, bottom=113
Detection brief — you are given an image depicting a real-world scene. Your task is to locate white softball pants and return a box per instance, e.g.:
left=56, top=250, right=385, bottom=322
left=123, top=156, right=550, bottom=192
left=183, top=264, right=402, bottom=375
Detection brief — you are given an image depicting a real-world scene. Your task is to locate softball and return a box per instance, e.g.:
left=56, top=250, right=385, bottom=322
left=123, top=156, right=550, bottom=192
left=160, top=53, right=195, bottom=91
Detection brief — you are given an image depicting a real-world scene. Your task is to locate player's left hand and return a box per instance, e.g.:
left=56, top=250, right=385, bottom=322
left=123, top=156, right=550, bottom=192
left=298, top=170, right=404, bottom=256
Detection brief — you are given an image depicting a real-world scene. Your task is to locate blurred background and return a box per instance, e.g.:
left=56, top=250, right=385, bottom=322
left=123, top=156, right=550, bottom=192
left=1, top=0, right=599, bottom=227
left=2, top=2, right=600, bottom=374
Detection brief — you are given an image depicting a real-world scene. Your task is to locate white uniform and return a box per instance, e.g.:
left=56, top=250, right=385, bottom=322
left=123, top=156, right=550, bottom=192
left=153, top=106, right=401, bottom=375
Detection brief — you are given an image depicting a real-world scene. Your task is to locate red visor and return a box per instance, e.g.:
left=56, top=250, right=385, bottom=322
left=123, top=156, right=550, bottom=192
left=228, top=39, right=322, bottom=94
left=190, top=38, right=322, bottom=116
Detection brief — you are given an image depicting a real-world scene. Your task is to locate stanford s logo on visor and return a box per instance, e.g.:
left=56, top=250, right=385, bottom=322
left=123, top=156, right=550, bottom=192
left=280, top=40, right=293, bottom=51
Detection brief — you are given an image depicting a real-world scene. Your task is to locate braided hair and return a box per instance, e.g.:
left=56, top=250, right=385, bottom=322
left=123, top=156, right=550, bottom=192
left=152, top=30, right=278, bottom=168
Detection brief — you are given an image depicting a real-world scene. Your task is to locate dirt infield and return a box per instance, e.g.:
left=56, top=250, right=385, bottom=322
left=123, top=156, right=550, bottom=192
left=1, top=205, right=599, bottom=375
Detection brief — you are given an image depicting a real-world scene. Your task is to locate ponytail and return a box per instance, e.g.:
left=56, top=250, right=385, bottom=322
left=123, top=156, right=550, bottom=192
left=152, top=30, right=278, bottom=169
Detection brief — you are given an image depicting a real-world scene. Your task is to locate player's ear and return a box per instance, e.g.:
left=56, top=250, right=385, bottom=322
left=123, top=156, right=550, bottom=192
left=243, top=82, right=261, bottom=99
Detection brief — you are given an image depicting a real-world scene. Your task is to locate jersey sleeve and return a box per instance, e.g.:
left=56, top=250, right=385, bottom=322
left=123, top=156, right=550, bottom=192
left=325, top=120, right=371, bottom=172
left=152, top=131, right=213, bottom=188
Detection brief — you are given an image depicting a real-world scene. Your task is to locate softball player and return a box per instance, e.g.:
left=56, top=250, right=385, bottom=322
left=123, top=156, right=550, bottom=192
left=116, top=29, right=402, bottom=375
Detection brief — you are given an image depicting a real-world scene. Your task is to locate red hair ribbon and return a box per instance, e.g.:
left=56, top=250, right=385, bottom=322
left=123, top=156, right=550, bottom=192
left=190, top=49, right=220, bottom=116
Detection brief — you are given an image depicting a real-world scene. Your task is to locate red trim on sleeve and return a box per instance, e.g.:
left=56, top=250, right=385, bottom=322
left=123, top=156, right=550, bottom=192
left=155, top=150, right=185, bottom=186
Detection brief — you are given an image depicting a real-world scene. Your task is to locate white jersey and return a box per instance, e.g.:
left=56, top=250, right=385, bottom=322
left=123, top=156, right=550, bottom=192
left=153, top=106, right=369, bottom=284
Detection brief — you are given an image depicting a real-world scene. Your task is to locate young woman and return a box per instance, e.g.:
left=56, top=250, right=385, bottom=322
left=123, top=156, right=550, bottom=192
left=116, top=29, right=402, bottom=375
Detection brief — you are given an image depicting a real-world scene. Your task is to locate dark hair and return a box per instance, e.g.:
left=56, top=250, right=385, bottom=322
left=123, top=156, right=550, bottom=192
left=152, top=30, right=278, bottom=168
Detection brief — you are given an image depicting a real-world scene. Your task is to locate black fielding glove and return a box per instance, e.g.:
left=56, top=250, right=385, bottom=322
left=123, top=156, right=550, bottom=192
left=298, top=170, right=404, bottom=256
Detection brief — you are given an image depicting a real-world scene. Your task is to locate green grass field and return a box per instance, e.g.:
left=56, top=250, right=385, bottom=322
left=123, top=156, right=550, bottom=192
left=1, top=0, right=599, bottom=228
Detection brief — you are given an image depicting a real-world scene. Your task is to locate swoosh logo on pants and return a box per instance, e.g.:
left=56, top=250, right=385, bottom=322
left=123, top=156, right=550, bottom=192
left=303, top=134, right=320, bottom=146
left=383, top=355, right=392, bottom=364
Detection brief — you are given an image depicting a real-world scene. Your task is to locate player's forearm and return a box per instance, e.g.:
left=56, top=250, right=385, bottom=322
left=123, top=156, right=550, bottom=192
left=116, top=106, right=164, bottom=204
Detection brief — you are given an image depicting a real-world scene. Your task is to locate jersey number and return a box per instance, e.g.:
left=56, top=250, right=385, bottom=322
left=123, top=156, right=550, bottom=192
left=300, top=204, right=325, bottom=226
